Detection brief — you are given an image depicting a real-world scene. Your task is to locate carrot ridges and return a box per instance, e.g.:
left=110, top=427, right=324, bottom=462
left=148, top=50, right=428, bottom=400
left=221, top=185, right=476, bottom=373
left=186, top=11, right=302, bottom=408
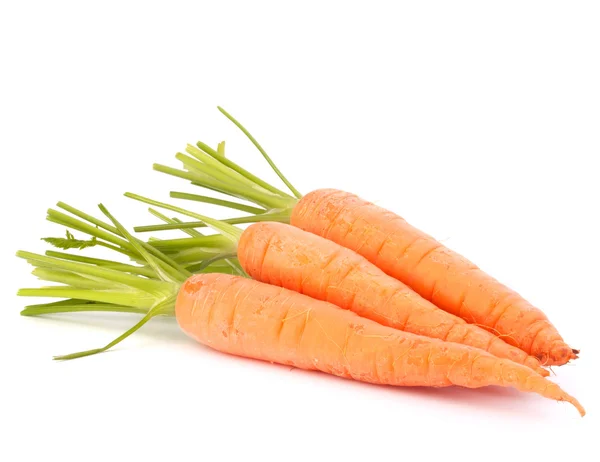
left=238, top=222, right=548, bottom=375
left=291, top=189, right=576, bottom=366
left=176, top=273, right=582, bottom=415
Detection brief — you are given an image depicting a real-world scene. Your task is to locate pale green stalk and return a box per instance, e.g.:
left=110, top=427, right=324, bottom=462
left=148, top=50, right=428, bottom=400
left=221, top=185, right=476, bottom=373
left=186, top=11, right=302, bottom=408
left=216, top=106, right=302, bottom=198
left=169, top=191, right=265, bottom=215
left=16, top=204, right=197, bottom=360
left=148, top=208, right=204, bottom=238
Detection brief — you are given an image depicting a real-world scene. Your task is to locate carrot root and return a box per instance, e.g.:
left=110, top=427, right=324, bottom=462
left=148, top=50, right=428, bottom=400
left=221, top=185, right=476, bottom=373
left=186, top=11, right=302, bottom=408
left=290, top=189, right=577, bottom=366
left=176, top=274, right=584, bottom=416
left=238, top=221, right=549, bottom=375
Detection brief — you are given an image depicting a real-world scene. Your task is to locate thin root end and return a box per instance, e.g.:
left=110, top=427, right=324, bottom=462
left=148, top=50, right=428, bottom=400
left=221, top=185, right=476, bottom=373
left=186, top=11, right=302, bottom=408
left=567, top=396, right=586, bottom=417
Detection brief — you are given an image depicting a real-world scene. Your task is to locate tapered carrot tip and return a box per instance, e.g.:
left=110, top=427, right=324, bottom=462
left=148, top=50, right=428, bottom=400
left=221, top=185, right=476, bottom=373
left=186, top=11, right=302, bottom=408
left=548, top=342, right=579, bottom=365
left=483, top=357, right=584, bottom=416
left=565, top=394, right=586, bottom=417
left=537, top=378, right=585, bottom=416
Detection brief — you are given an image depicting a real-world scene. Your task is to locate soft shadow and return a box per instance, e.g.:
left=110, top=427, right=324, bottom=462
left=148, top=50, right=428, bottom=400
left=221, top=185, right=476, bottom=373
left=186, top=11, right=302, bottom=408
left=183, top=349, right=556, bottom=418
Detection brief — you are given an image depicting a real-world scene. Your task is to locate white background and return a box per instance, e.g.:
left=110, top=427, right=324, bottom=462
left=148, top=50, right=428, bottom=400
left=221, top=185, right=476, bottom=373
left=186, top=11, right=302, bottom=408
left=1, top=2, right=598, bottom=461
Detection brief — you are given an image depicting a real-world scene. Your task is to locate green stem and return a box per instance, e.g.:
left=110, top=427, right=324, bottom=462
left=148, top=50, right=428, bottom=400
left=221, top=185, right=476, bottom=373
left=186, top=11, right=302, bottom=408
left=217, top=106, right=302, bottom=198
left=17, top=251, right=172, bottom=294
left=176, top=153, right=293, bottom=210
left=32, top=268, right=118, bottom=290
left=184, top=253, right=238, bottom=273
left=148, top=208, right=204, bottom=238
left=168, top=248, right=225, bottom=265
left=133, top=222, right=207, bottom=233
left=53, top=306, right=161, bottom=361
left=153, top=164, right=292, bottom=211
left=98, top=204, right=186, bottom=284
left=217, top=141, right=226, bottom=156
left=149, top=235, right=231, bottom=252
left=17, top=287, right=156, bottom=309
left=195, top=140, right=295, bottom=200
left=22, top=302, right=149, bottom=316
left=172, top=216, right=203, bottom=238
left=187, top=259, right=236, bottom=273
left=45, top=251, right=156, bottom=278
left=170, top=191, right=266, bottom=215
left=57, top=202, right=121, bottom=236
left=47, top=209, right=134, bottom=256
left=18, top=206, right=192, bottom=361
left=184, top=145, right=267, bottom=193
left=48, top=206, right=190, bottom=282
left=134, top=210, right=291, bottom=233
left=26, top=298, right=98, bottom=308
left=177, top=151, right=256, bottom=193
left=125, top=193, right=243, bottom=244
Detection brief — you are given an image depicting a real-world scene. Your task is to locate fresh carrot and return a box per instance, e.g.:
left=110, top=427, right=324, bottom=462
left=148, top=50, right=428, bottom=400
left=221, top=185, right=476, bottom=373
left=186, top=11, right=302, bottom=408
left=145, top=107, right=576, bottom=366
left=240, top=222, right=550, bottom=374
left=123, top=194, right=547, bottom=375
left=15, top=206, right=584, bottom=415
left=178, top=273, right=583, bottom=415
left=290, top=189, right=577, bottom=366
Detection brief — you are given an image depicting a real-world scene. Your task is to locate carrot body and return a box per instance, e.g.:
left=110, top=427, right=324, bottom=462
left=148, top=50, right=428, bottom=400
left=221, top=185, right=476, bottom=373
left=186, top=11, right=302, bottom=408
left=176, top=273, right=583, bottom=415
left=290, top=189, right=576, bottom=366
left=238, top=222, right=546, bottom=375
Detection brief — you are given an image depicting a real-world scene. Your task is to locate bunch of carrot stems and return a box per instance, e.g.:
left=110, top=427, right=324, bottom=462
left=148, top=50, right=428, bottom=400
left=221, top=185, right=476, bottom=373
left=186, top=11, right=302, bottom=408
left=17, top=107, right=584, bottom=415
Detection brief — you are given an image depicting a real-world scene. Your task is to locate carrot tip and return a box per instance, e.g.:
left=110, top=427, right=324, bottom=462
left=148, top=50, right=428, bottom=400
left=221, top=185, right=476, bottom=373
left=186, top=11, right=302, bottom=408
left=546, top=343, right=579, bottom=366
left=567, top=397, right=586, bottom=417
left=571, top=348, right=580, bottom=357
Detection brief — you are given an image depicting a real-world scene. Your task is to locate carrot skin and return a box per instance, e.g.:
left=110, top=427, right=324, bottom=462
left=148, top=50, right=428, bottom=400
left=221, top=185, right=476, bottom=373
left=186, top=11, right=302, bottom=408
left=290, top=189, right=575, bottom=366
left=175, top=274, right=583, bottom=415
left=238, top=222, right=547, bottom=376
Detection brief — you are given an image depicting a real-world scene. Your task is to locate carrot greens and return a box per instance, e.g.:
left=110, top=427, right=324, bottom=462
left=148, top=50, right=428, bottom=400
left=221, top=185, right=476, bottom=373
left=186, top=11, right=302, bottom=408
left=16, top=196, right=250, bottom=360
left=142, top=107, right=303, bottom=239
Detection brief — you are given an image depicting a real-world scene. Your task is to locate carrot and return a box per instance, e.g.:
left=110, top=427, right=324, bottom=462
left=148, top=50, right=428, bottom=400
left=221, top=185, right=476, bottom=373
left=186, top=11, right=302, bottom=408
left=145, top=107, right=577, bottom=366
left=14, top=207, right=584, bottom=415
left=178, top=273, right=584, bottom=416
left=239, top=222, right=549, bottom=375
left=291, top=189, right=577, bottom=366
left=123, top=195, right=547, bottom=375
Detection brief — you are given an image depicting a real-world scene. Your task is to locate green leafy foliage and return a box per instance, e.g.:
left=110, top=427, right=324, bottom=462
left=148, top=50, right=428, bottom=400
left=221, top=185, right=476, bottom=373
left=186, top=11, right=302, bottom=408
left=42, top=230, right=99, bottom=250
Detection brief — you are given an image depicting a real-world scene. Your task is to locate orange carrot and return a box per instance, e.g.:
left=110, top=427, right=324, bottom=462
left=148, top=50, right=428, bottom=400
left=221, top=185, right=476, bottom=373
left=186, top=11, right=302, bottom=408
left=177, top=273, right=584, bottom=416
left=124, top=195, right=548, bottom=375
left=133, top=107, right=576, bottom=366
left=291, top=189, right=577, bottom=366
left=237, top=221, right=548, bottom=375
left=17, top=205, right=583, bottom=416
